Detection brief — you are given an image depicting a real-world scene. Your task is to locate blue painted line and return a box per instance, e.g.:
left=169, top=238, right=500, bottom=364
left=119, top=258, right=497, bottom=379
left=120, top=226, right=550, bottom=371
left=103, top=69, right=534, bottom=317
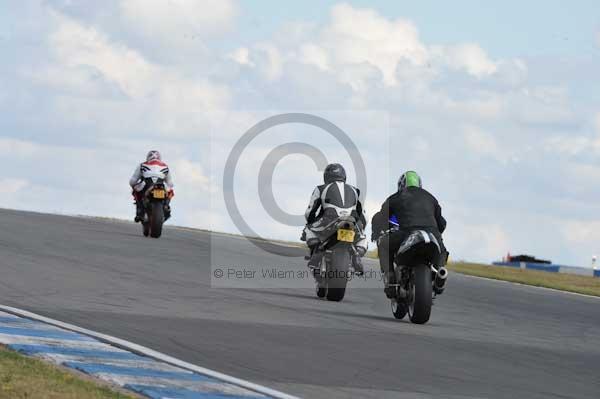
left=0, top=311, right=284, bottom=398
left=0, top=326, right=93, bottom=341
left=8, top=344, right=142, bottom=360
left=125, top=385, right=266, bottom=399
left=64, top=362, right=212, bottom=381
left=0, top=316, right=33, bottom=323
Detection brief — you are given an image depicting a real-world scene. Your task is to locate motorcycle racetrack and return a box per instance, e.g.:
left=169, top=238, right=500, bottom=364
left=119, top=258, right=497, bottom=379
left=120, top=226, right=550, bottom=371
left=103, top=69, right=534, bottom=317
left=1, top=208, right=599, bottom=399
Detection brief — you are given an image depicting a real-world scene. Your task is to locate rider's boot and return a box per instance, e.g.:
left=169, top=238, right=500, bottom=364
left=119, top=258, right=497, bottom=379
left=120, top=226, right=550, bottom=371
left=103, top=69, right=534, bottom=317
left=134, top=201, right=144, bottom=223
left=383, top=270, right=396, bottom=299
left=307, top=239, right=322, bottom=269
left=164, top=203, right=172, bottom=221
left=352, top=253, right=364, bottom=276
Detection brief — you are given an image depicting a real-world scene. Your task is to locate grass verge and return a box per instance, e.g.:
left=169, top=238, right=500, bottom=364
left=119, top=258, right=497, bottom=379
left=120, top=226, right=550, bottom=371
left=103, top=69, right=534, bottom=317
left=448, top=262, right=600, bottom=297
left=0, top=345, right=134, bottom=399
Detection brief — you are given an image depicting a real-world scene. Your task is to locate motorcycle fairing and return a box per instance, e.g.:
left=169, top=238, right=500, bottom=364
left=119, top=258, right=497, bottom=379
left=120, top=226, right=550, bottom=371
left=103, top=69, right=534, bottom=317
left=395, top=230, right=440, bottom=266
left=141, top=163, right=168, bottom=181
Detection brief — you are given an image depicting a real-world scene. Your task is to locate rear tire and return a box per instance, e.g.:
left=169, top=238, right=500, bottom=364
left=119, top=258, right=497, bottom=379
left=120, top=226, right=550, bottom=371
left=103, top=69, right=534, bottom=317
left=326, top=245, right=350, bottom=302
left=150, top=202, right=164, bottom=238
left=408, top=264, right=432, bottom=324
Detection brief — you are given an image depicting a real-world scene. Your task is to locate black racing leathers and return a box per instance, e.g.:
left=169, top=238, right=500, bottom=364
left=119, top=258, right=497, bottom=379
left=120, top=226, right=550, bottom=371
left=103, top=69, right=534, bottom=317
left=373, top=187, right=447, bottom=273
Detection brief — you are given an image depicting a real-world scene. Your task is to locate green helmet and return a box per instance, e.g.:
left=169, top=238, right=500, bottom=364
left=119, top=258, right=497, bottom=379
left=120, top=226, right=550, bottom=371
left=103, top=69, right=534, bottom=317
left=398, top=171, right=422, bottom=191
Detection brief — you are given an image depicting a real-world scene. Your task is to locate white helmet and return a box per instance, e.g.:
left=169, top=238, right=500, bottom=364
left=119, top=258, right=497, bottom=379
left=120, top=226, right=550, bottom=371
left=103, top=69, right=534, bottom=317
left=146, top=150, right=161, bottom=162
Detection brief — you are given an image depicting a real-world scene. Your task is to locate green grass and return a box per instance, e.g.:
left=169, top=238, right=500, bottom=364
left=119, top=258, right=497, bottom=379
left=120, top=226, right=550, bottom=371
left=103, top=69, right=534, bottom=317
left=0, top=346, right=135, bottom=399
left=366, top=249, right=379, bottom=260
left=448, top=262, right=600, bottom=297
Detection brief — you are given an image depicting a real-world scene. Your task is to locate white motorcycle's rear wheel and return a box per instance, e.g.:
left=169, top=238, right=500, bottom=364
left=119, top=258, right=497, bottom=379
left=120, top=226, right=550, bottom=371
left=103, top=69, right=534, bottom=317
left=326, top=245, right=350, bottom=302
left=150, top=202, right=164, bottom=238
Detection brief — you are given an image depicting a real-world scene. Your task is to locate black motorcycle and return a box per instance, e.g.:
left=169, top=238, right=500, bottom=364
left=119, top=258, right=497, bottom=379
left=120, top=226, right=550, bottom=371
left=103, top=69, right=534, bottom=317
left=308, top=215, right=362, bottom=302
left=140, top=177, right=171, bottom=238
left=388, top=230, right=448, bottom=324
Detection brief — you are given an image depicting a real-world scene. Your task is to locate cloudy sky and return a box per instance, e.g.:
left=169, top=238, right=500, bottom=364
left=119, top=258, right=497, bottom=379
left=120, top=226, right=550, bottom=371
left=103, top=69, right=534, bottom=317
left=1, top=1, right=599, bottom=266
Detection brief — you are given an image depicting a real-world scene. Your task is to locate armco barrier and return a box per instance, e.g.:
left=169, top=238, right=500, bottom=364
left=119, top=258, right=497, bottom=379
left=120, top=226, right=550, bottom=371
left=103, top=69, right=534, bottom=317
left=492, top=262, right=597, bottom=277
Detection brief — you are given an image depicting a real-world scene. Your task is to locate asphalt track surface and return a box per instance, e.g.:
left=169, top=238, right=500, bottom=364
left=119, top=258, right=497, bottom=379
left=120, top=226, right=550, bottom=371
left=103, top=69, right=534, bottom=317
left=1, top=208, right=599, bottom=399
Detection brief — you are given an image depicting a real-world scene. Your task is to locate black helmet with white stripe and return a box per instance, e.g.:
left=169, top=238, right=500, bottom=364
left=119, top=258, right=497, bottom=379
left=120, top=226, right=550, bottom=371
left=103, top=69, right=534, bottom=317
left=324, top=163, right=346, bottom=184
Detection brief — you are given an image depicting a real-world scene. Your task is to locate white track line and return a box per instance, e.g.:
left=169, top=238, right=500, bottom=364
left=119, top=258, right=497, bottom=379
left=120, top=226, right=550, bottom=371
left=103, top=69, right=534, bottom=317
left=0, top=304, right=299, bottom=399
left=456, top=273, right=600, bottom=300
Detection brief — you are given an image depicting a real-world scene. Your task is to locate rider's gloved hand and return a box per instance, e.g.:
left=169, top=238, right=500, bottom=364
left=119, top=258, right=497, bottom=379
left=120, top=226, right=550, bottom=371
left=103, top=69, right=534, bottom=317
left=133, top=181, right=146, bottom=192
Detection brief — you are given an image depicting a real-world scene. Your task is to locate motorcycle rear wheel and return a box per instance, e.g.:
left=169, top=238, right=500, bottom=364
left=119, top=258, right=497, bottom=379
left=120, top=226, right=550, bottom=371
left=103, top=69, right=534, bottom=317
left=150, top=202, right=164, bottom=238
left=326, top=245, right=350, bottom=302
left=407, top=264, right=432, bottom=324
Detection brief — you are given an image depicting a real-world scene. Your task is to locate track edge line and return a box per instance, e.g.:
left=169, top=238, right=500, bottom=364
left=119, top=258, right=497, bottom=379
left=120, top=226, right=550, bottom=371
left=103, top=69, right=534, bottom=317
left=0, top=304, right=300, bottom=399
left=457, top=273, right=600, bottom=300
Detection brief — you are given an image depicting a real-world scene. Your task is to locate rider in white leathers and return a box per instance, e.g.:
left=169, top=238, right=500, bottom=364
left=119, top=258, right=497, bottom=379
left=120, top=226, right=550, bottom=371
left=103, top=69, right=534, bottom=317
left=302, top=163, right=368, bottom=275
left=129, top=150, right=174, bottom=222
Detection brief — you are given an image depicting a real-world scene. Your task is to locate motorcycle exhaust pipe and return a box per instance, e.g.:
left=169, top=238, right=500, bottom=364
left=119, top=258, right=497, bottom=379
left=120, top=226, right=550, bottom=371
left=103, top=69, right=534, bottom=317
left=434, top=266, right=448, bottom=293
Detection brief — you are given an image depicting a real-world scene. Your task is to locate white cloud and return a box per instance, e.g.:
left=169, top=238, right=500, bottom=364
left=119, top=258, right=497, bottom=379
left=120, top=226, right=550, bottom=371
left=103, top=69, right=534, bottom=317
left=563, top=220, right=600, bottom=265
left=322, top=3, right=428, bottom=85
left=299, top=43, right=330, bottom=71
left=0, top=178, right=29, bottom=194
left=564, top=220, right=600, bottom=242
left=171, top=159, right=213, bottom=193
left=243, top=4, right=498, bottom=89
left=2, top=2, right=599, bottom=265
left=120, top=0, right=238, bottom=42
left=450, top=223, right=511, bottom=262
left=228, top=47, right=253, bottom=66
left=509, top=87, right=574, bottom=127
left=252, top=44, right=284, bottom=81
left=50, top=11, right=157, bottom=99
left=568, top=163, right=600, bottom=183
left=0, top=138, right=40, bottom=157
left=44, top=11, right=230, bottom=136
left=463, top=126, right=504, bottom=160
left=544, top=113, right=600, bottom=156
left=0, top=136, right=213, bottom=226
left=337, top=62, right=382, bottom=94
left=430, top=43, right=497, bottom=78
left=544, top=135, right=600, bottom=156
